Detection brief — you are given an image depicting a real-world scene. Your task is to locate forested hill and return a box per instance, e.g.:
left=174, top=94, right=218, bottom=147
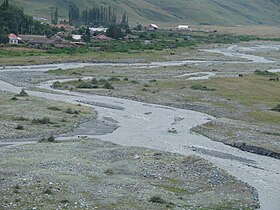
left=10, top=0, right=280, bottom=26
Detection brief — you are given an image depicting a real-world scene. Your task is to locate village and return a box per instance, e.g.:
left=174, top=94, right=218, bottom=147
left=7, top=23, right=193, bottom=49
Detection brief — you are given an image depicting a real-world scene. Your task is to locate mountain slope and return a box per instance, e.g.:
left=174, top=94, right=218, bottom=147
left=11, top=0, right=280, bottom=25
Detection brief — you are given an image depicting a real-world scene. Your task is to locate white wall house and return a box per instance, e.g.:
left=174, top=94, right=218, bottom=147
left=8, top=33, right=20, bottom=44
left=177, top=25, right=191, bottom=31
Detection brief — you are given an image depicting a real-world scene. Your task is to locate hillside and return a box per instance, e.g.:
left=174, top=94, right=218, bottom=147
left=10, top=0, right=280, bottom=26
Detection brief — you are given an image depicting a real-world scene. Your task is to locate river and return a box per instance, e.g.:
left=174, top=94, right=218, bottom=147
left=0, top=43, right=279, bottom=209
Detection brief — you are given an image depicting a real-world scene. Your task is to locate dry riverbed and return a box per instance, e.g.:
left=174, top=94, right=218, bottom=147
left=0, top=139, right=259, bottom=209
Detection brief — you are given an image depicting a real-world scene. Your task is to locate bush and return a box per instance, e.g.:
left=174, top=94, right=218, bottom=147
left=39, top=135, right=56, bottom=143
left=103, top=82, right=115, bottom=89
left=76, top=81, right=93, bottom=88
left=43, top=188, right=52, bottom=194
left=104, top=169, right=114, bottom=175
left=16, top=89, right=28, bottom=97
left=271, top=104, right=280, bottom=112
left=99, top=78, right=107, bottom=84
left=191, top=84, right=216, bottom=91
left=52, top=81, right=63, bottom=88
left=15, top=124, right=24, bottom=130
left=14, top=116, right=29, bottom=121
left=32, top=117, right=51, bottom=124
left=48, top=106, right=61, bottom=111
left=149, top=196, right=166, bottom=204
left=47, top=135, right=55, bottom=142
left=108, top=76, right=120, bottom=81
left=254, top=70, right=275, bottom=77
left=91, top=78, right=97, bottom=84
left=65, top=108, right=79, bottom=115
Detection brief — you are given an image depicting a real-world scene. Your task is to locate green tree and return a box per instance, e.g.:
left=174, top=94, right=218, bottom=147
left=53, top=7, right=58, bottom=25
left=0, top=0, right=58, bottom=36
left=0, top=34, right=8, bottom=43
left=69, top=4, right=79, bottom=25
left=82, top=26, right=91, bottom=42
left=106, top=24, right=123, bottom=39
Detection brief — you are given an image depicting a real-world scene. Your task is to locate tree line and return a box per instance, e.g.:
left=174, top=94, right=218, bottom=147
left=0, top=0, right=59, bottom=43
left=69, top=4, right=128, bottom=27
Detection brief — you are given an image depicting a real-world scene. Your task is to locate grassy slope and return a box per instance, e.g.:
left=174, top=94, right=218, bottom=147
left=12, top=0, right=280, bottom=25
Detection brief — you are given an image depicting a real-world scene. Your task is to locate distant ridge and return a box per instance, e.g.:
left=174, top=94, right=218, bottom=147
left=11, top=0, right=280, bottom=26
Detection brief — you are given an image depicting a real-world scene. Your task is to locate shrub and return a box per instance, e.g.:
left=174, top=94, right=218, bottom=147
left=191, top=84, right=216, bottom=91
left=254, top=70, right=275, bottom=77
left=48, top=106, right=61, bottom=111
left=47, top=135, right=55, bottom=142
left=11, top=96, right=18, bottom=100
left=14, top=116, right=29, bottom=121
left=99, top=78, right=107, bottom=84
left=104, top=169, right=114, bottom=175
left=16, top=89, right=28, bottom=97
left=149, top=196, right=166, bottom=204
left=43, top=188, right=52, bottom=194
left=77, top=81, right=93, bottom=88
left=39, top=135, right=56, bottom=143
left=32, top=117, right=51, bottom=124
left=91, top=78, right=97, bottom=84
left=65, top=108, right=79, bottom=114
left=52, top=81, right=63, bottom=88
left=108, top=76, right=120, bottom=81
left=103, top=82, right=115, bottom=90
left=271, top=104, right=280, bottom=112
left=15, top=125, right=24, bottom=130
left=123, top=77, right=129, bottom=81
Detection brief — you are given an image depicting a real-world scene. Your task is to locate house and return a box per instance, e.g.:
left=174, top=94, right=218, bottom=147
left=72, top=34, right=82, bottom=41
left=33, top=17, right=48, bottom=22
left=92, top=34, right=112, bottom=41
left=56, top=31, right=70, bottom=39
left=147, top=24, right=159, bottom=31
left=18, top=35, right=53, bottom=47
left=54, top=24, right=76, bottom=31
left=8, top=34, right=20, bottom=44
left=89, top=27, right=107, bottom=33
left=177, top=25, right=191, bottom=31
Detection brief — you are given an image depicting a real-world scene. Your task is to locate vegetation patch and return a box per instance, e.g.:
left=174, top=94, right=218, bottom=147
left=254, top=70, right=275, bottom=77
left=149, top=196, right=166, bottom=204
left=52, top=78, right=116, bottom=90
left=0, top=92, right=92, bottom=139
left=32, top=117, right=52, bottom=124
left=15, top=89, right=28, bottom=97
left=161, top=185, right=187, bottom=194
left=191, top=84, right=216, bottom=91
left=271, top=104, right=280, bottom=112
